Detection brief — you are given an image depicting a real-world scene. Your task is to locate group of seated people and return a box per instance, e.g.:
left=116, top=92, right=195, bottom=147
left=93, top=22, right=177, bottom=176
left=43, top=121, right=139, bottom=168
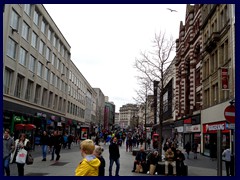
left=132, top=146, right=186, bottom=176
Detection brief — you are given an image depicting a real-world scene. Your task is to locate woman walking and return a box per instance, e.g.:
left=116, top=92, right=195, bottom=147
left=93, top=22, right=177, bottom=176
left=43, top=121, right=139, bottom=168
left=10, top=133, right=31, bottom=176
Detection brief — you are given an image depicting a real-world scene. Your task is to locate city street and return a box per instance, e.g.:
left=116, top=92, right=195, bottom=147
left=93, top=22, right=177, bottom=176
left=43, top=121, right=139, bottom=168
left=9, top=141, right=227, bottom=176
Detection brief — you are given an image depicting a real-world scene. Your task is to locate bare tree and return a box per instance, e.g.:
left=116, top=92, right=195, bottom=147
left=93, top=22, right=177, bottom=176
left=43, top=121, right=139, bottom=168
left=133, top=31, right=175, bottom=159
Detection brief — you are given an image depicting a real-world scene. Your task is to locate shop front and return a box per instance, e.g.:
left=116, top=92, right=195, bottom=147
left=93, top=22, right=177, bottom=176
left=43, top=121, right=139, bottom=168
left=202, top=121, right=230, bottom=156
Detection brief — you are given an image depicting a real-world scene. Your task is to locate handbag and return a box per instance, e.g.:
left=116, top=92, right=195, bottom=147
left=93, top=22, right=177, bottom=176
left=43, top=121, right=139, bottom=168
left=16, top=149, right=27, bottom=164
left=26, top=152, right=34, bottom=165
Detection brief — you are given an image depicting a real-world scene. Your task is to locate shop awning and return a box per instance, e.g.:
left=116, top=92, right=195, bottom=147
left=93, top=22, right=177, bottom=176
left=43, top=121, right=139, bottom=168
left=15, top=124, right=25, bottom=130
left=25, top=124, right=36, bottom=130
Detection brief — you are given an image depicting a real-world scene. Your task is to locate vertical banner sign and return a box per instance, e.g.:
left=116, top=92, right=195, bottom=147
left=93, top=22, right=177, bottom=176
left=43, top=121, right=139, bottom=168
left=221, top=67, right=229, bottom=90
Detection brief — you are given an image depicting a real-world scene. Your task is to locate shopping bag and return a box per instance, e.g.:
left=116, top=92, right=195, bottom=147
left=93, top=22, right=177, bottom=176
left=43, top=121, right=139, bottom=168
left=149, top=164, right=156, bottom=175
left=26, top=152, right=34, bottom=165
left=16, top=149, right=27, bottom=164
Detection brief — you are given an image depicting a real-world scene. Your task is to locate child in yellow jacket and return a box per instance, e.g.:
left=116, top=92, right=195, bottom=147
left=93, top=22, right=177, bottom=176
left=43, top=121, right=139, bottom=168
left=75, top=139, right=100, bottom=176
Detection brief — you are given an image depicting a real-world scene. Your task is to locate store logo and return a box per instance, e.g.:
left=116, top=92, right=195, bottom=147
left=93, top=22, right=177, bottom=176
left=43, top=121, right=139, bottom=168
left=206, top=123, right=225, bottom=131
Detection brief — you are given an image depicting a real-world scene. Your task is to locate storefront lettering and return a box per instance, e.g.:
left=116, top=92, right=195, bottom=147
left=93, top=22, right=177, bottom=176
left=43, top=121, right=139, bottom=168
left=207, top=124, right=225, bottom=131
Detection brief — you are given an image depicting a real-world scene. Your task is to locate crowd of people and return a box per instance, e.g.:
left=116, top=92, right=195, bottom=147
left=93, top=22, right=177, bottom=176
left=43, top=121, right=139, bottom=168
left=3, top=128, right=233, bottom=176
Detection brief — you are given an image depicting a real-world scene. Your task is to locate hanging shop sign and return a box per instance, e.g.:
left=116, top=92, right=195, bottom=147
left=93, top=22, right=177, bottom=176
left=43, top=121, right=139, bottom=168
left=221, top=67, right=229, bottom=90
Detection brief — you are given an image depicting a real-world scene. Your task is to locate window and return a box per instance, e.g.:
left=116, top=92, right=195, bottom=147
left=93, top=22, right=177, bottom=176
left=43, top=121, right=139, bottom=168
left=58, top=97, right=62, bottom=111
left=42, top=88, right=48, bottom=106
left=10, top=9, right=19, bottom=30
left=39, top=40, right=45, bottom=55
left=48, top=91, right=53, bottom=108
left=44, top=67, right=49, bottom=82
left=21, top=21, right=30, bottom=41
left=19, top=47, right=27, bottom=66
left=50, top=72, right=53, bottom=85
left=54, top=75, right=57, bottom=88
left=33, top=9, right=39, bottom=26
left=7, top=38, right=17, bottom=59
left=24, top=4, right=31, bottom=16
left=41, top=19, right=46, bottom=34
left=46, top=47, right=51, bottom=61
left=4, top=68, right=13, bottom=94
left=47, top=28, right=52, bottom=41
left=53, top=35, right=56, bottom=47
left=31, top=32, right=38, bottom=48
left=37, top=61, right=43, bottom=77
left=54, top=95, right=58, bottom=110
left=51, top=53, right=56, bottom=66
left=25, top=80, right=33, bottom=101
left=56, top=58, right=60, bottom=70
left=14, top=74, right=24, bottom=98
left=29, top=55, right=36, bottom=72
left=34, top=84, right=41, bottom=104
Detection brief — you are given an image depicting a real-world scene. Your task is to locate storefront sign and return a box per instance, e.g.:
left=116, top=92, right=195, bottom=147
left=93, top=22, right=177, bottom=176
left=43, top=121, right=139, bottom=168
left=191, top=124, right=200, bottom=132
left=51, top=115, right=56, bottom=121
left=57, top=122, right=62, bottom=127
left=175, top=126, right=183, bottom=132
left=203, top=122, right=228, bottom=133
left=184, top=118, right=192, bottom=124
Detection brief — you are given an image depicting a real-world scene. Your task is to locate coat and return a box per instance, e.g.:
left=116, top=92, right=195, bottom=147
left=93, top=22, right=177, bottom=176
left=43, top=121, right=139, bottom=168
left=10, top=138, right=31, bottom=164
left=75, top=155, right=100, bottom=176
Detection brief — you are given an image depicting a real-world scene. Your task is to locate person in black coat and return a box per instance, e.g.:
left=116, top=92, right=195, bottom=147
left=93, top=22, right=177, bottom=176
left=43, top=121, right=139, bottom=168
left=175, top=149, right=185, bottom=176
left=132, top=146, right=147, bottom=173
left=109, top=136, right=120, bottom=176
left=184, top=141, right=191, bottom=159
left=40, top=131, right=49, bottom=161
left=94, top=145, right=106, bottom=176
left=51, top=131, right=63, bottom=161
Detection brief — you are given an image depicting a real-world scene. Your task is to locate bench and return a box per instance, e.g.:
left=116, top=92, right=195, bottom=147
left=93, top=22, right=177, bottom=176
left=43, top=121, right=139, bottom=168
left=156, top=161, right=188, bottom=176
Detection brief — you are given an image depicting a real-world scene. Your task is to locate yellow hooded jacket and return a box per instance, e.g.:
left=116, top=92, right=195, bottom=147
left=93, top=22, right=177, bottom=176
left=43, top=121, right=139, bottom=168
left=75, top=155, right=101, bottom=176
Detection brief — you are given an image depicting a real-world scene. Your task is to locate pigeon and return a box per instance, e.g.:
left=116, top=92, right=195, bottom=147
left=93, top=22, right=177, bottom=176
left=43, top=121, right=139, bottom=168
left=167, top=8, right=177, bottom=12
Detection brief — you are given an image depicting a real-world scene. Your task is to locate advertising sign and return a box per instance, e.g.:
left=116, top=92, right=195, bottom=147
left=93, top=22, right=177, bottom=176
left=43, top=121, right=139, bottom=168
left=80, top=127, right=89, bottom=140
left=221, top=67, right=229, bottom=90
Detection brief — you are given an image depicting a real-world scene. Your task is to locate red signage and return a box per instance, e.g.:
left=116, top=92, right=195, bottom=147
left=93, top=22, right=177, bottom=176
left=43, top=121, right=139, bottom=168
left=184, top=118, right=192, bottom=124
left=224, top=105, right=235, bottom=123
left=203, top=122, right=229, bottom=134
left=221, top=68, right=229, bottom=90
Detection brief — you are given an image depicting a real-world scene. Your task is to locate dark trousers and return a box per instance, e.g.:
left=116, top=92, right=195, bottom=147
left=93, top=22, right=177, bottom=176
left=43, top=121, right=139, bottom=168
left=52, top=146, right=61, bottom=160
left=17, top=163, right=25, bottom=176
left=225, top=161, right=231, bottom=176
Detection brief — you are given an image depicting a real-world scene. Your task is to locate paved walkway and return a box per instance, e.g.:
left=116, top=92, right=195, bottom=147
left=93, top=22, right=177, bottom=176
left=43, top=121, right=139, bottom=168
left=9, top=142, right=227, bottom=176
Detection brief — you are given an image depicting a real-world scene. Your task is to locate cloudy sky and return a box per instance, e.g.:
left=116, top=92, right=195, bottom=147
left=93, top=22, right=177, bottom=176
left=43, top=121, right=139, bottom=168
left=44, top=4, right=187, bottom=112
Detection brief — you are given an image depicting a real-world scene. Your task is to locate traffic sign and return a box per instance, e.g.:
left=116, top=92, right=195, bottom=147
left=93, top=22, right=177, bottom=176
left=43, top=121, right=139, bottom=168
left=226, top=123, right=235, bottom=130
left=224, top=105, right=235, bottom=123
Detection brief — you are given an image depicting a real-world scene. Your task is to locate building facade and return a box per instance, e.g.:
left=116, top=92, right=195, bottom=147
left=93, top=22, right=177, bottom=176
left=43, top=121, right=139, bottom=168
left=3, top=4, right=99, bottom=141
left=175, top=4, right=202, bottom=150
left=200, top=4, right=235, bottom=156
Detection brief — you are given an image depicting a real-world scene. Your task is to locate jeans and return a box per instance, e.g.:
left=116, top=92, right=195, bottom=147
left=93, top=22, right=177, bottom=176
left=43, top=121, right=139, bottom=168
left=42, top=145, right=47, bottom=159
left=109, top=158, right=120, bottom=176
left=3, top=156, right=11, bottom=176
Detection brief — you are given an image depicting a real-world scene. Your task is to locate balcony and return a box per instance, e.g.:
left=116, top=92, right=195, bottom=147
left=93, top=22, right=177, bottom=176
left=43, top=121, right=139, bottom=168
left=204, top=32, right=220, bottom=53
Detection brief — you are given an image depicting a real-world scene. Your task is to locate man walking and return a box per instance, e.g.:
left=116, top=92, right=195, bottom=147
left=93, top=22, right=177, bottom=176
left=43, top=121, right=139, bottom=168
left=222, top=146, right=232, bottom=176
left=109, top=136, right=120, bottom=176
left=3, top=129, right=15, bottom=176
left=51, top=131, right=63, bottom=161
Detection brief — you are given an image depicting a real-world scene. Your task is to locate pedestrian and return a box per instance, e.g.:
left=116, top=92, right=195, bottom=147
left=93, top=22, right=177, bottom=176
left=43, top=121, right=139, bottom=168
left=93, top=145, right=105, bottom=176
left=147, top=151, right=159, bottom=175
left=222, top=146, right=232, bottom=176
left=175, top=149, right=185, bottom=176
left=132, top=146, right=147, bottom=173
left=40, top=131, right=49, bottom=161
left=109, top=136, right=120, bottom=176
left=3, top=129, right=15, bottom=176
left=67, top=134, right=73, bottom=149
left=75, top=139, right=100, bottom=176
left=184, top=141, right=191, bottom=159
left=51, top=131, right=63, bottom=161
left=10, top=133, right=31, bottom=176
left=165, top=146, right=176, bottom=176
left=192, top=141, right=198, bottom=159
